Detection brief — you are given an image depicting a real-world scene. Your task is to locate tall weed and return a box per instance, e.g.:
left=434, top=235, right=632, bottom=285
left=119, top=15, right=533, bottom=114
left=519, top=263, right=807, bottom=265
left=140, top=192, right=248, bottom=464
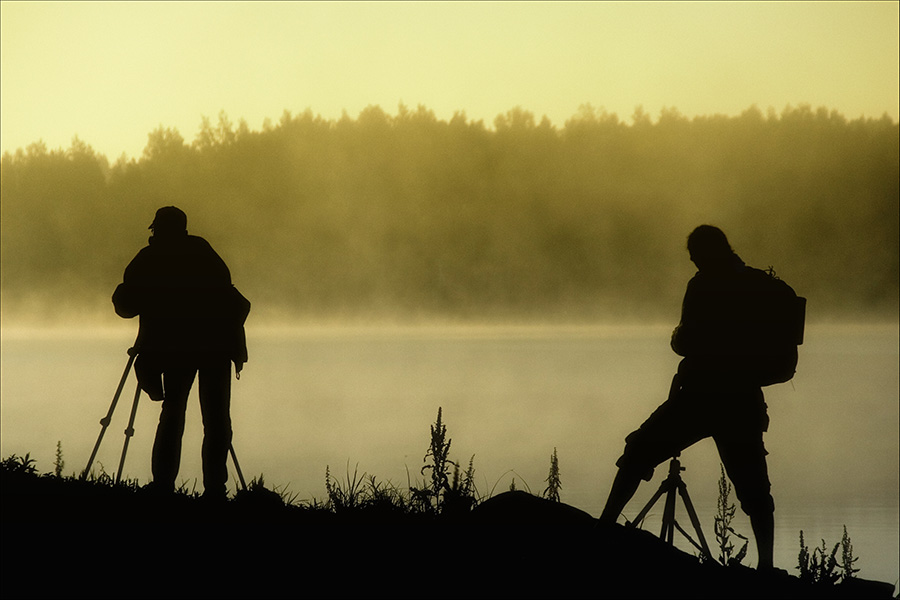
left=54, top=442, right=65, bottom=478
left=714, top=464, right=748, bottom=566
left=542, top=447, right=561, bottom=502
left=797, top=526, right=858, bottom=585
left=410, top=407, right=478, bottom=514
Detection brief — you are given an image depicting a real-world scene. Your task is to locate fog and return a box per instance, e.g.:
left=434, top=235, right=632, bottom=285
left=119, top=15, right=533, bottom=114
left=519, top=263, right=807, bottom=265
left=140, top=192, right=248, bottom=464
left=1, top=103, right=898, bottom=585
left=1, top=104, right=897, bottom=326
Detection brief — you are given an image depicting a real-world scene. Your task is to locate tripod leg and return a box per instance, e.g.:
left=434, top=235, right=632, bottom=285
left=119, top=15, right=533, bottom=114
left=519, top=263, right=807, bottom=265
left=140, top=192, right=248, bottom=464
left=115, top=380, right=142, bottom=484
left=229, top=443, right=247, bottom=492
left=630, top=479, right=670, bottom=528
left=662, top=483, right=678, bottom=543
left=677, top=481, right=714, bottom=561
left=82, top=350, right=136, bottom=480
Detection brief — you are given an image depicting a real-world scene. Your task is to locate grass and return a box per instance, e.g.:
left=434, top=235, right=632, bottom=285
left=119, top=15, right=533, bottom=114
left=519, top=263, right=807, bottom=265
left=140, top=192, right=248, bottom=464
left=2, top=411, right=890, bottom=600
left=1, top=408, right=527, bottom=516
left=324, top=408, right=480, bottom=516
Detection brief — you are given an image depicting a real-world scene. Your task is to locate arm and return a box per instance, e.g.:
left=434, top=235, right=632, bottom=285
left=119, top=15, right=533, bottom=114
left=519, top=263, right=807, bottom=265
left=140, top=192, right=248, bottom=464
left=112, top=283, right=140, bottom=318
left=112, top=250, right=150, bottom=318
left=670, top=277, right=699, bottom=356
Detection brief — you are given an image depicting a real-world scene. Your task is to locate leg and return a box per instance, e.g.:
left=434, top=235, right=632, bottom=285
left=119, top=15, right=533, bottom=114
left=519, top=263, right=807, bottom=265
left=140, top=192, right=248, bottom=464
left=198, top=357, right=232, bottom=497
left=714, top=397, right=775, bottom=570
left=601, top=386, right=708, bottom=525
left=750, top=511, right=775, bottom=570
left=151, top=366, right=196, bottom=490
left=599, top=468, right=643, bottom=524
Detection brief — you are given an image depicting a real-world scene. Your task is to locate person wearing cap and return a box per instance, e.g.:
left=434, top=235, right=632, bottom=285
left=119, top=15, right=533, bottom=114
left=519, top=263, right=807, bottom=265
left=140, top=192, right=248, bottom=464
left=112, top=206, right=249, bottom=500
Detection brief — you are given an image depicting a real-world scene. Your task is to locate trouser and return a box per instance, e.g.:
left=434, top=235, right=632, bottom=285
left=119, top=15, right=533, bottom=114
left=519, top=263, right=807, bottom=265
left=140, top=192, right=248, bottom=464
left=615, top=380, right=775, bottom=518
left=151, top=357, right=232, bottom=495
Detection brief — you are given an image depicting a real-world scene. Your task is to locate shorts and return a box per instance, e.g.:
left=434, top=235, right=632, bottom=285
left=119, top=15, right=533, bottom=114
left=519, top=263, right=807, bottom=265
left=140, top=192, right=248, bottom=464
left=615, top=381, right=774, bottom=516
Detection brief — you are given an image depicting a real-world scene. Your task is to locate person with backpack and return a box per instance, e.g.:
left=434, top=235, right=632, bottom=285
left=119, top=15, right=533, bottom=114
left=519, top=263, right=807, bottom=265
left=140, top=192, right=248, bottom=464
left=598, top=225, right=803, bottom=571
left=112, top=206, right=250, bottom=501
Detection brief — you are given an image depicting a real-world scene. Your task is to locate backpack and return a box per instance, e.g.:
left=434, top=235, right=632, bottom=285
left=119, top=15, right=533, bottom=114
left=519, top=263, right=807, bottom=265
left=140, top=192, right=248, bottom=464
left=746, top=267, right=806, bottom=386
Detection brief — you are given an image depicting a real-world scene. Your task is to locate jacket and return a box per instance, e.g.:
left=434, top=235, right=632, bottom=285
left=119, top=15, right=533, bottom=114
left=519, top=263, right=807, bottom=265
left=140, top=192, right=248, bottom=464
left=112, top=233, right=249, bottom=371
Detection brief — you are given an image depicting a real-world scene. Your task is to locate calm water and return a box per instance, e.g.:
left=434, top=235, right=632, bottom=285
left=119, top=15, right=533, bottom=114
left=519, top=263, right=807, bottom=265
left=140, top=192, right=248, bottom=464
left=1, top=322, right=897, bottom=586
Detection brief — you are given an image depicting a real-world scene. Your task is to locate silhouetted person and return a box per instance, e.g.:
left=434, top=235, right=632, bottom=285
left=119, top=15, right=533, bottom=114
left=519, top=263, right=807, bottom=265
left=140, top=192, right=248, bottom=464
left=599, top=225, right=777, bottom=570
left=112, top=206, right=249, bottom=500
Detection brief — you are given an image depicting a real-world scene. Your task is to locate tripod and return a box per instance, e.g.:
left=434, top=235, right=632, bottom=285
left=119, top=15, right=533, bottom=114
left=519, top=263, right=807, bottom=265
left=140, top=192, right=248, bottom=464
left=81, top=343, right=248, bottom=492
left=628, top=454, right=713, bottom=561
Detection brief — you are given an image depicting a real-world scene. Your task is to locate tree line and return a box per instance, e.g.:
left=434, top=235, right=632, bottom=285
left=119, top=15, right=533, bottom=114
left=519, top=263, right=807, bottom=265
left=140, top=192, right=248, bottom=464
left=1, top=103, right=897, bottom=323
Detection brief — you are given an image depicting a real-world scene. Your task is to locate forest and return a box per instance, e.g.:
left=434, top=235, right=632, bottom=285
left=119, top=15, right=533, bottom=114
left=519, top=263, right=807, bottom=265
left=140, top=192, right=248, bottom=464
left=1, top=103, right=897, bottom=324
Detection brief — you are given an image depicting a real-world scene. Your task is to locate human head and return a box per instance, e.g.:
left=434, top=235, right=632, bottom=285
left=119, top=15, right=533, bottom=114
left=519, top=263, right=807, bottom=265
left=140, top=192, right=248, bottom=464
left=149, top=206, right=187, bottom=238
left=686, top=225, right=734, bottom=271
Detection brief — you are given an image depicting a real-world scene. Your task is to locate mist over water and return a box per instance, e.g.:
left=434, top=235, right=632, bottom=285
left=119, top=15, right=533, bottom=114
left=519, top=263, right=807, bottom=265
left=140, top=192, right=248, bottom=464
left=1, top=103, right=897, bottom=589
left=1, top=322, right=897, bottom=584
left=1, top=105, right=897, bottom=325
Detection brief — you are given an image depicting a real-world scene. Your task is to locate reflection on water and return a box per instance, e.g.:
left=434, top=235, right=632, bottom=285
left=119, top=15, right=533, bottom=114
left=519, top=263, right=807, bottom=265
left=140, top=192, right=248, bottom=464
left=1, top=323, right=897, bottom=585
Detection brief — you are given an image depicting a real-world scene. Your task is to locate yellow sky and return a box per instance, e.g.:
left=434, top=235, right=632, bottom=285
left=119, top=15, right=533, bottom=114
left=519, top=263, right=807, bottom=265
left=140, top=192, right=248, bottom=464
left=1, top=1, right=897, bottom=161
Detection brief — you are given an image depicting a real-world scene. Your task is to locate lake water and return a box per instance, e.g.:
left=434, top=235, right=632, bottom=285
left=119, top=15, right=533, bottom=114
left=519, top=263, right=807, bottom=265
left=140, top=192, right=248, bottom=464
left=1, top=322, right=897, bottom=587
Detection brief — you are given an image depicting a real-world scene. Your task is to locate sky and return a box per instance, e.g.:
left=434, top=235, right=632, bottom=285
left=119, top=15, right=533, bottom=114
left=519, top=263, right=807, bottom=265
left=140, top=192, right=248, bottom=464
left=1, top=1, right=898, bottom=161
